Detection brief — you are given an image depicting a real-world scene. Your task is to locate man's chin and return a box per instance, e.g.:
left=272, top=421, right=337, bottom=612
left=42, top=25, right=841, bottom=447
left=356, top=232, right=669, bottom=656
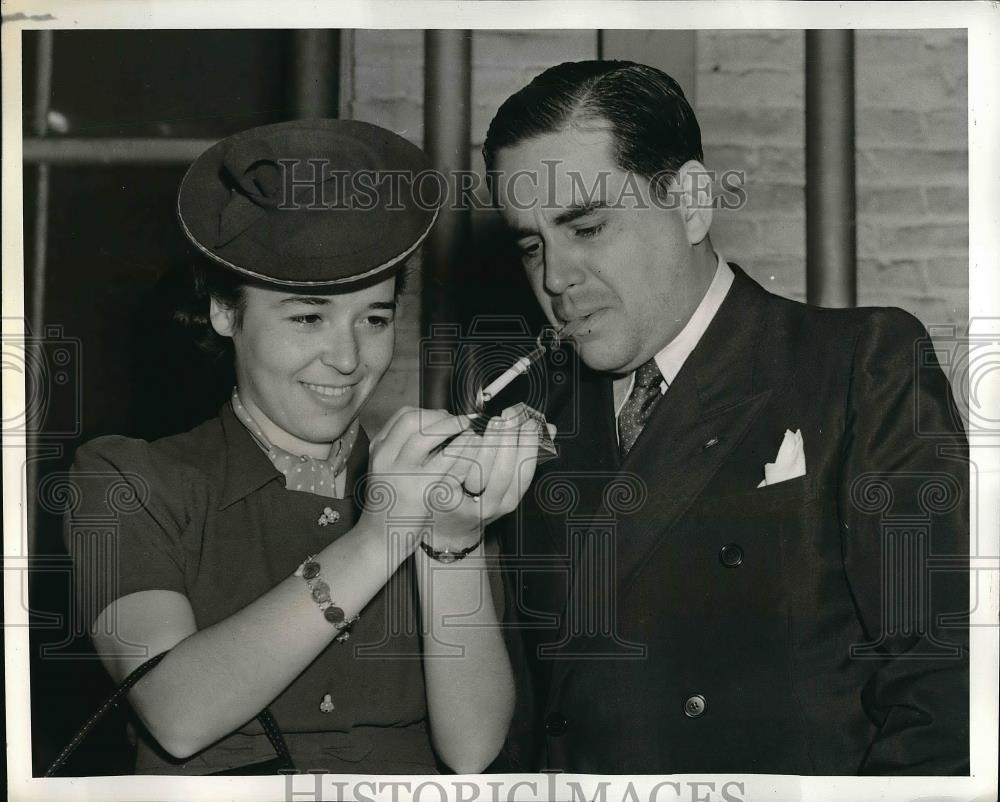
left=575, top=341, right=633, bottom=375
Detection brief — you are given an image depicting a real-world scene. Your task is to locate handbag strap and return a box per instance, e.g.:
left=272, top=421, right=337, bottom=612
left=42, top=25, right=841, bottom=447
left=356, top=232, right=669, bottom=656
left=45, top=651, right=293, bottom=776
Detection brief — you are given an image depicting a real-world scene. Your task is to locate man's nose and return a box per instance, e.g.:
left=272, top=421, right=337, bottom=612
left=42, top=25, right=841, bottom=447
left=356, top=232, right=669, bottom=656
left=320, top=327, right=359, bottom=374
left=543, top=247, right=586, bottom=296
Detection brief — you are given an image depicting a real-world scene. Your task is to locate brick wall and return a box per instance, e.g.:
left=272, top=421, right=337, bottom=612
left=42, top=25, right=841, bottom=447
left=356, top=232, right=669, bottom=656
left=699, top=29, right=968, bottom=345
left=349, top=30, right=968, bottom=429
left=350, top=30, right=597, bottom=430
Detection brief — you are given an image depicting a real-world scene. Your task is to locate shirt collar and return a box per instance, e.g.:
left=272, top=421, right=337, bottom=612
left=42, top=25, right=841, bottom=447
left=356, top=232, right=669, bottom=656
left=218, top=400, right=285, bottom=509
left=653, top=252, right=734, bottom=387
left=217, top=400, right=369, bottom=509
left=614, top=253, right=734, bottom=418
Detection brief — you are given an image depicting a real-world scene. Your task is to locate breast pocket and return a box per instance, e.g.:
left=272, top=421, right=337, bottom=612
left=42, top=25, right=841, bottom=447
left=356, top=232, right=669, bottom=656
left=749, top=472, right=819, bottom=507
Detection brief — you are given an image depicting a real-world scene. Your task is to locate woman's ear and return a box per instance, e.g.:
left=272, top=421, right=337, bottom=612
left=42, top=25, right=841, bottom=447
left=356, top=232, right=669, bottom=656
left=209, top=298, right=236, bottom=338
left=675, top=160, right=714, bottom=246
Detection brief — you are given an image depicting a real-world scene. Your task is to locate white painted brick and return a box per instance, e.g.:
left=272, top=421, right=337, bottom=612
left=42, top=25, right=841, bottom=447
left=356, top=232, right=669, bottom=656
left=924, top=109, right=968, bottom=146
left=698, top=30, right=803, bottom=71
left=857, top=109, right=925, bottom=146
left=857, top=187, right=926, bottom=218
left=924, top=257, right=970, bottom=290
left=474, top=30, right=597, bottom=67
left=703, top=144, right=759, bottom=173
left=878, top=223, right=968, bottom=257
left=350, top=99, right=423, bottom=144
left=743, top=183, right=804, bottom=218
left=859, top=257, right=929, bottom=294
left=857, top=63, right=966, bottom=111
left=756, top=219, right=804, bottom=256
left=758, top=146, right=804, bottom=182
left=710, top=217, right=758, bottom=258
left=856, top=31, right=929, bottom=66
left=924, top=185, right=968, bottom=220
left=859, top=148, right=966, bottom=186
left=353, top=30, right=423, bottom=66
left=354, top=63, right=422, bottom=102
left=697, top=68, right=804, bottom=109
left=741, top=256, right=806, bottom=299
left=698, top=107, right=804, bottom=146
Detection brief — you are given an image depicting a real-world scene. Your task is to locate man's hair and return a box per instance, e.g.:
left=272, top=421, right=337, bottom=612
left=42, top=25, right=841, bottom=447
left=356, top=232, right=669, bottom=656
left=483, top=60, right=703, bottom=191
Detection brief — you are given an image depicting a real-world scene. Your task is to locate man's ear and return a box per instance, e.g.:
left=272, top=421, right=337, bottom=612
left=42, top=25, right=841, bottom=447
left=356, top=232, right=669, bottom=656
left=209, top=298, right=237, bottom=338
left=675, top=160, right=713, bottom=246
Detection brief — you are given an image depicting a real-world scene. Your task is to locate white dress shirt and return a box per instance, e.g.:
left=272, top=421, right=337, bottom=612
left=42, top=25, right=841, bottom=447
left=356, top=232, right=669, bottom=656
left=613, top=254, right=735, bottom=428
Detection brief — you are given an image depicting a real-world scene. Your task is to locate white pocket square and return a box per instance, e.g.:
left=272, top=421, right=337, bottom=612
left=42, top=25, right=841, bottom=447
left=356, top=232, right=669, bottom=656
left=757, top=428, right=806, bottom=488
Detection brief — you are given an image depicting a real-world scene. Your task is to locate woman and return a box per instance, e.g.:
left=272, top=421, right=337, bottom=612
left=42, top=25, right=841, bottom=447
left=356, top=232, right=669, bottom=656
left=67, top=119, right=542, bottom=774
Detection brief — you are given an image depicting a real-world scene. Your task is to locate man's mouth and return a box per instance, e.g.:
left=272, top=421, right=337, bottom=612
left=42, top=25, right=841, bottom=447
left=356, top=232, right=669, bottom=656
left=557, top=308, right=605, bottom=333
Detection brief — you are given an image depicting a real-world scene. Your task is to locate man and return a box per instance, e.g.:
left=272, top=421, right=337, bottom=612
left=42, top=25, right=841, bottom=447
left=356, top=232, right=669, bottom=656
left=481, top=60, right=969, bottom=775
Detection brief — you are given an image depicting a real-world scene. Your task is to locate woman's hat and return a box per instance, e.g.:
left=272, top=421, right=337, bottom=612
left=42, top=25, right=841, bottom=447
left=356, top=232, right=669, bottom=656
left=177, top=119, right=439, bottom=288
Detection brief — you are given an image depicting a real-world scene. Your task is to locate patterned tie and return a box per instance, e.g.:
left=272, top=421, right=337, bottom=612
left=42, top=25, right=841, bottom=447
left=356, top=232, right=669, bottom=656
left=230, top=388, right=358, bottom=499
left=617, top=359, right=664, bottom=457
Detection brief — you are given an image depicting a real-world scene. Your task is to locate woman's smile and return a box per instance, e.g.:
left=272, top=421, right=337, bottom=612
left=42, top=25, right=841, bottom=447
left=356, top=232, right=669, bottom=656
left=300, top=380, right=358, bottom=404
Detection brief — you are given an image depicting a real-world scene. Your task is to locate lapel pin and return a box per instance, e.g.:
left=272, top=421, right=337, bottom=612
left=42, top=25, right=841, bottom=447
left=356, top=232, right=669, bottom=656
left=318, top=507, right=340, bottom=526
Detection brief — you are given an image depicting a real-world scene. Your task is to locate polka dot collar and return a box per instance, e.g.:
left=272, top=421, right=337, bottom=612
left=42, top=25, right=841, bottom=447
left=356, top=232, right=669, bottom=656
left=230, top=388, right=358, bottom=499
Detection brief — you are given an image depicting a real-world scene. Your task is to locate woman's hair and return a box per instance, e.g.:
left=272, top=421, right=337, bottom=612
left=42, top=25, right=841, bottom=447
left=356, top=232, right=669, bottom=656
left=174, top=255, right=411, bottom=360
left=173, top=255, right=248, bottom=360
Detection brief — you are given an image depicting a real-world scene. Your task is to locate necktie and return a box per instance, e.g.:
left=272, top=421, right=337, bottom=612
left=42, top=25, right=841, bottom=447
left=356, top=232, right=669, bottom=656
left=617, top=359, right=664, bottom=457
left=230, top=388, right=358, bottom=499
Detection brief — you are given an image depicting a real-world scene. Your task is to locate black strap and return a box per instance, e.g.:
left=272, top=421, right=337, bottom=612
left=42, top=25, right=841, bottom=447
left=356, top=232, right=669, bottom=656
left=45, top=651, right=293, bottom=776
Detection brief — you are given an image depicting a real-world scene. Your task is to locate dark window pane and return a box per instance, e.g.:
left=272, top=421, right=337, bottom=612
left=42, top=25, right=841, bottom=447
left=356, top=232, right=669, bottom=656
left=25, top=30, right=302, bottom=138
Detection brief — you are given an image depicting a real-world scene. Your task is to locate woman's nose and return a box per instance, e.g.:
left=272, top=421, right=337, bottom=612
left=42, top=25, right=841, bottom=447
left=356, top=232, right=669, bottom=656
left=320, top=329, right=359, bottom=374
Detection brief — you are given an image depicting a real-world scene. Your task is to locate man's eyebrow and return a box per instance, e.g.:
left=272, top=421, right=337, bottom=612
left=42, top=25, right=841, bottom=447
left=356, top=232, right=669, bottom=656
left=553, top=200, right=611, bottom=227
left=368, top=301, right=397, bottom=311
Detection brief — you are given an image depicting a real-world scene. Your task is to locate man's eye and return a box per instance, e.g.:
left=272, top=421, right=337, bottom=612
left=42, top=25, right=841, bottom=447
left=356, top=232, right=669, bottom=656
left=361, top=315, right=392, bottom=329
left=290, top=314, right=322, bottom=325
left=574, top=222, right=605, bottom=239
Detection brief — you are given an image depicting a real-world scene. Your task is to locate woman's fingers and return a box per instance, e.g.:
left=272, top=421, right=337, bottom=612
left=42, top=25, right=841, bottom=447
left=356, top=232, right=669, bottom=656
left=431, top=431, right=480, bottom=484
left=374, top=407, right=452, bottom=465
left=478, top=407, right=527, bottom=512
left=395, top=412, right=475, bottom=468
left=499, top=419, right=541, bottom=515
left=457, top=433, right=498, bottom=496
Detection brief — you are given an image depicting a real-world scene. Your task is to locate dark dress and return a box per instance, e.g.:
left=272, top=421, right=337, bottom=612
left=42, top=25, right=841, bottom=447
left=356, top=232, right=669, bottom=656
left=65, top=402, right=437, bottom=774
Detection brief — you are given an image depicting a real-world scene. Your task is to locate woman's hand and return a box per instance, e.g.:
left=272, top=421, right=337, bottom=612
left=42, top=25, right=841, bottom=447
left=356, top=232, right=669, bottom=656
left=363, top=407, right=474, bottom=528
left=429, top=403, right=552, bottom=552
left=362, top=404, right=553, bottom=554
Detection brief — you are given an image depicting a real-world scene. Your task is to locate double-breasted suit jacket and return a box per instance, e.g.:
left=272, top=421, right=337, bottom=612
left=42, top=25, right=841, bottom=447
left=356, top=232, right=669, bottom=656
left=494, top=266, right=969, bottom=775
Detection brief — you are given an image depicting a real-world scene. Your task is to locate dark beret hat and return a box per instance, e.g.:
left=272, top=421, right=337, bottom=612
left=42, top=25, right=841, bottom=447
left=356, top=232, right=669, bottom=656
left=177, top=119, right=438, bottom=288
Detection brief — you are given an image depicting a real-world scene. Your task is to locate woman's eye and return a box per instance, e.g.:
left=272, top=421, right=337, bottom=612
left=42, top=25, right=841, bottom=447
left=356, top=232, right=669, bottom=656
left=289, top=314, right=322, bottom=325
left=518, top=239, right=542, bottom=265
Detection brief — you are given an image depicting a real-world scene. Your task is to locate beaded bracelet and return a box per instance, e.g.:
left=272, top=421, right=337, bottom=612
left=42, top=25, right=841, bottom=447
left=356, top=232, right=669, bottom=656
left=294, top=555, right=359, bottom=642
left=418, top=536, right=484, bottom=564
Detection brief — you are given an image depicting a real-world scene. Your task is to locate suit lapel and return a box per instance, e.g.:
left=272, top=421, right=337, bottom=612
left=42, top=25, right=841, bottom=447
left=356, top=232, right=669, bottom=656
left=536, top=359, right=619, bottom=554
left=610, top=265, right=775, bottom=585
left=543, top=265, right=775, bottom=634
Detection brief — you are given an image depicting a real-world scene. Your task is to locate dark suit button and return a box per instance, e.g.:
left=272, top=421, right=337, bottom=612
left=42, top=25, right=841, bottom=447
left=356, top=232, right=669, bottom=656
left=684, top=694, right=707, bottom=718
left=719, top=543, right=744, bottom=567
left=544, top=712, right=568, bottom=736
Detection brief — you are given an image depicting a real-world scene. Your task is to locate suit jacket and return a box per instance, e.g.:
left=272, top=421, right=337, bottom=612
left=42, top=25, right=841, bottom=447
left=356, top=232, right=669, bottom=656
left=493, top=266, right=969, bottom=775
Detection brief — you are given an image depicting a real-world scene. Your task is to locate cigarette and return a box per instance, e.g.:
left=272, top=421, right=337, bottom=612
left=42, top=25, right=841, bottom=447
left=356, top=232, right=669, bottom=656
left=474, top=318, right=588, bottom=409
left=476, top=352, right=539, bottom=407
